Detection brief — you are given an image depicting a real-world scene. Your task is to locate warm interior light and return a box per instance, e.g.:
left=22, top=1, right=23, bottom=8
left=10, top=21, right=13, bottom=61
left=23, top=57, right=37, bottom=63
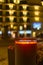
left=19, top=26, right=23, bottom=30
left=9, top=10, right=14, bottom=15
left=13, top=0, right=20, bottom=4
left=24, top=24, right=27, bottom=28
left=0, top=31, right=2, bottom=35
left=11, top=24, right=13, bottom=28
left=11, top=31, right=15, bottom=38
left=0, top=0, right=4, bottom=3
left=23, top=17, right=28, bottom=22
left=11, top=33, right=15, bottom=38
left=13, top=26, right=17, bottom=29
left=8, top=4, right=14, bottom=9
left=34, top=6, right=39, bottom=10
left=9, top=16, right=14, bottom=22
left=32, top=32, right=36, bottom=37
left=22, top=11, right=28, bottom=16
left=41, top=1, right=43, bottom=6
left=34, top=11, right=40, bottom=15
left=22, top=5, right=28, bottom=10
left=34, top=17, right=39, bottom=21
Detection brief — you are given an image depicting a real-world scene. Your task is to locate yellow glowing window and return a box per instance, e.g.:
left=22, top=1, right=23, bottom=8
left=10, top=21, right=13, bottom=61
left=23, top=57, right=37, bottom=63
left=34, top=6, right=39, bottom=10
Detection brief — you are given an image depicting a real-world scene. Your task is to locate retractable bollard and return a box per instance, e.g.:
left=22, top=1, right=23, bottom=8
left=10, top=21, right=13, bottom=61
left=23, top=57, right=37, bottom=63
left=8, top=45, right=15, bottom=65
left=15, top=38, right=37, bottom=65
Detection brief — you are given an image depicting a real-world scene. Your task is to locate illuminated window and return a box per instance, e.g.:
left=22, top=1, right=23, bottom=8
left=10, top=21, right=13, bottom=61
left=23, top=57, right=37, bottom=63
left=41, top=1, right=43, bottom=6
left=34, top=17, right=39, bottom=21
left=10, top=24, right=13, bottom=28
left=22, top=5, right=28, bottom=10
left=34, top=11, right=40, bottom=16
left=34, top=6, right=39, bottom=10
left=0, top=31, right=2, bottom=35
left=13, top=0, right=20, bottom=4
left=22, top=11, right=28, bottom=16
left=19, top=26, right=23, bottom=30
left=11, top=33, right=16, bottom=38
left=19, top=30, right=31, bottom=34
left=0, top=0, right=4, bottom=3
left=33, top=22, right=41, bottom=30
left=32, top=32, right=36, bottom=37
left=24, top=24, right=27, bottom=28
left=8, top=4, right=14, bottom=9
left=9, top=16, right=14, bottom=22
left=9, top=10, right=14, bottom=15
left=22, top=17, right=28, bottom=22
left=13, top=26, right=17, bottom=30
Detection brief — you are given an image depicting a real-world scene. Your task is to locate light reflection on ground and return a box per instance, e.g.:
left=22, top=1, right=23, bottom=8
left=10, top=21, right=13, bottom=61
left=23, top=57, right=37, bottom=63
left=0, top=47, right=8, bottom=65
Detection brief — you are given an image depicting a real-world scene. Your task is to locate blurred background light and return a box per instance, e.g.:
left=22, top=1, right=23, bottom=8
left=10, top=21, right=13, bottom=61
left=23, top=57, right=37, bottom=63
left=22, top=5, right=28, bottom=10
left=19, top=26, right=23, bottom=30
left=11, top=33, right=15, bottom=38
left=8, top=31, right=11, bottom=34
left=9, top=16, right=14, bottom=22
left=34, top=6, right=39, bottom=10
left=34, top=11, right=40, bottom=16
left=32, top=32, right=36, bottom=37
left=23, top=17, right=28, bottom=22
left=0, top=31, right=2, bottom=35
left=8, top=4, right=14, bottom=9
left=41, top=1, right=43, bottom=6
left=33, top=22, right=41, bottom=30
left=10, top=24, right=13, bottom=28
left=0, top=0, right=4, bottom=3
left=22, top=11, right=28, bottom=16
left=9, top=10, right=14, bottom=15
left=34, top=17, right=39, bottom=21
left=13, top=0, right=20, bottom=4
left=24, top=24, right=27, bottom=28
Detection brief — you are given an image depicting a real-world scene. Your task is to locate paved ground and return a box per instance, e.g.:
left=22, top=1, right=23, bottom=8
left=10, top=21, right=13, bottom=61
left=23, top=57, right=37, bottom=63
left=0, top=40, right=43, bottom=65
left=0, top=47, right=8, bottom=65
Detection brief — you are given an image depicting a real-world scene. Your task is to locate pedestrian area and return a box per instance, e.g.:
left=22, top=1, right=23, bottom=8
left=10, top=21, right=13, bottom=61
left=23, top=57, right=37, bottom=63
left=0, top=47, right=8, bottom=65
